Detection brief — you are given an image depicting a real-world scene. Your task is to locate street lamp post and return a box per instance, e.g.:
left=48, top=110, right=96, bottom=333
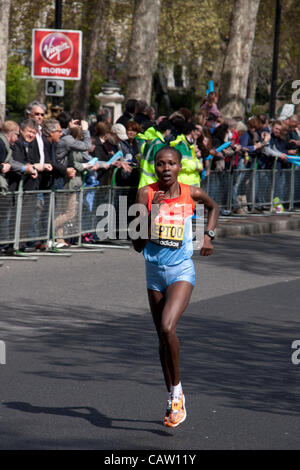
left=269, top=0, right=281, bottom=119
left=55, top=0, right=62, bottom=29
left=52, top=0, right=63, bottom=108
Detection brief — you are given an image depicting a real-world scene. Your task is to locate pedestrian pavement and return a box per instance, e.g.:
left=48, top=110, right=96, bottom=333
left=215, top=210, right=300, bottom=239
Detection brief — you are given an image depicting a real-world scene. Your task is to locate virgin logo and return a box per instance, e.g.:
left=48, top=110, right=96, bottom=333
left=40, top=32, right=73, bottom=66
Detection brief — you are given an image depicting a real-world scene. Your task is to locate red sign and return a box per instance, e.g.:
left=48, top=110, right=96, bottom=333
left=32, top=29, right=82, bottom=80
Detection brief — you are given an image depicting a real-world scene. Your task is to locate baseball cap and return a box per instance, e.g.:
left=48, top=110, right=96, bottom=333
left=111, top=123, right=128, bottom=141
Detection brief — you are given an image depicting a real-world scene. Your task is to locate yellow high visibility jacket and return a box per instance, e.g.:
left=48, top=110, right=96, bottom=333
left=136, top=127, right=159, bottom=156
left=138, top=129, right=167, bottom=188
left=170, top=134, right=202, bottom=187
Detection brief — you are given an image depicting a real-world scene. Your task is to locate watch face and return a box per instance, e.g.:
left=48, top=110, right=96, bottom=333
left=205, top=230, right=215, bottom=239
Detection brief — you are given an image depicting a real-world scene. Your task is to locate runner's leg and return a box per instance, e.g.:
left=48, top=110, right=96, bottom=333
left=161, top=281, right=193, bottom=386
left=147, top=280, right=193, bottom=389
left=147, top=289, right=172, bottom=392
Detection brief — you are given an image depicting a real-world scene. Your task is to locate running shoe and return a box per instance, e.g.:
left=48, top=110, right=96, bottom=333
left=165, top=393, right=186, bottom=428
left=163, top=401, right=172, bottom=426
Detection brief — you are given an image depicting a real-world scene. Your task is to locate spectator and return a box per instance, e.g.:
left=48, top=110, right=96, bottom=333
left=179, top=107, right=193, bottom=122
left=111, top=123, right=135, bottom=176
left=134, top=100, right=151, bottom=129
left=231, top=121, right=251, bottom=214
left=10, top=119, right=39, bottom=191
left=211, top=122, right=229, bottom=171
left=145, top=105, right=156, bottom=124
left=56, top=111, right=71, bottom=130
left=96, top=107, right=112, bottom=125
left=0, top=121, right=20, bottom=194
left=41, top=119, right=75, bottom=247
left=231, top=121, right=247, bottom=168
left=240, top=117, right=265, bottom=166
left=123, top=121, right=142, bottom=160
left=112, top=121, right=142, bottom=187
left=200, top=92, right=221, bottom=121
left=196, top=128, right=212, bottom=178
left=0, top=121, right=20, bottom=254
left=91, top=122, right=112, bottom=161
left=138, top=118, right=173, bottom=188
left=55, top=117, right=92, bottom=189
left=168, top=114, right=186, bottom=141
left=205, top=113, right=218, bottom=135
left=89, top=107, right=112, bottom=137
left=286, top=115, right=300, bottom=148
left=42, top=118, right=75, bottom=187
left=116, top=99, right=138, bottom=126
left=262, top=120, right=293, bottom=204
left=261, top=121, right=289, bottom=169
left=170, top=121, right=202, bottom=187
left=26, top=100, right=53, bottom=190
left=194, top=109, right=208, bottom=127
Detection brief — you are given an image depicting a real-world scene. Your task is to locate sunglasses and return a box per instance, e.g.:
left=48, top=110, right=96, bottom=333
left=34, top=112, right=45, bottom=116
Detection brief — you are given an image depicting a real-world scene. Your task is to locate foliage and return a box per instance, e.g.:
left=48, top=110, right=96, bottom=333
left=6, top=56, right=38, bottom=113
left=7, top=0, right=300, bottom=113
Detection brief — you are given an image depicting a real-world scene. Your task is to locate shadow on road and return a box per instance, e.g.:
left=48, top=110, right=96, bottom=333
left=3, top=402, right=171, bottom=437
left=1, top=278, right=300, bottom=419
left=195, top=232, right=300, bottom=277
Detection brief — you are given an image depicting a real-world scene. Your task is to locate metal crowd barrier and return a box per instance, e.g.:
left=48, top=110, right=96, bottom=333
left=202, top=167, right=300, bottom=212
left=0, top=168, right=299, bottom=254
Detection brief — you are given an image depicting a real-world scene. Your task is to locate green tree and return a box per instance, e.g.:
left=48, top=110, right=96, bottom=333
left=6, top=57, right=38, bottom=114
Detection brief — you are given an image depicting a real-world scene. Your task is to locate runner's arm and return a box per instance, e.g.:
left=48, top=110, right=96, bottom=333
left=190, top=187, right=220, bottom=256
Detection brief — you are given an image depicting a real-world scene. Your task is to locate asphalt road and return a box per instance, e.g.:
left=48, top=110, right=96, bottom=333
left=0, top=231, right=300, bottom=450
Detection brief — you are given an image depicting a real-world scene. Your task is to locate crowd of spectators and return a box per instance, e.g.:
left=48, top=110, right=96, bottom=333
left=1, top=94, right=300, bottom=253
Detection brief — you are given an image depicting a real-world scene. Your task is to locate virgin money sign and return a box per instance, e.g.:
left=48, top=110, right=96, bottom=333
left=32, top=29, right=82, bottom=80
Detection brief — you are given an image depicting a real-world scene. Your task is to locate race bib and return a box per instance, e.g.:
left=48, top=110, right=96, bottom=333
left=151, top=221, right=184, bottom=248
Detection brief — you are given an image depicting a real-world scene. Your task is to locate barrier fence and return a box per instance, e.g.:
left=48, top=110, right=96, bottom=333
left=0, top=167, right=300, bottom=250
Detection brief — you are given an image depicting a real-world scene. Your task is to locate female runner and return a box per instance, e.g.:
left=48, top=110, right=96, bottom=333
left=132, top=146, right=219, bottom=428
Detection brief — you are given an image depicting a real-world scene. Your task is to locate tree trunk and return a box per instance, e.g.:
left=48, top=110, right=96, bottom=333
left=295, top=45, right=300, bottom=116
left=218, top=0, right=260, bottom=117
left=72, top=0, right=109, bottom=115
left=0, top=0, right=11, bottom=122
left=125, top=0, right=162, bottom=103
left=247, top=63, right=258, bottom=110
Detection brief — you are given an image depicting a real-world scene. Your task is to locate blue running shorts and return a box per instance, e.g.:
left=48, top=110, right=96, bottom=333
left=145, top=258, right=195, bottom=292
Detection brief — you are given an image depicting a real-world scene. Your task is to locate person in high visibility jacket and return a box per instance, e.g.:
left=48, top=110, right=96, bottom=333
left=170, top=122, right=203, bottom=187
left=136, top=125, right=159, bottom=157
left=138, top=119, right=172, bottom=188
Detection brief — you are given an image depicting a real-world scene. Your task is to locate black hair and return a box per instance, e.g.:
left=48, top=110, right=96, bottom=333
left=183, top=121, right=196, bottom=135
left=71, top=110, right=83, bottom=121
left=157, top=119, right=172, bottom=133
left=154, top=145, right=182, bottom=164
left=213, top=122, right=229, bottom=141
left=56, top=111, right=71, bottom=129
left=125, top=99, right=138, bottom=114
left=169, top=117, right=185, bottom=134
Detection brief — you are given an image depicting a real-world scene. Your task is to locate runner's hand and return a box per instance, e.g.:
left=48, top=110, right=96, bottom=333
left=200, top=237, right=214, bottom=256
left=152, top=190, right=167, bottom=206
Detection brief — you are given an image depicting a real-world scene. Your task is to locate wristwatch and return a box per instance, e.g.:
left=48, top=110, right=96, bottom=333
left=204, top=230, right=215, bottom=240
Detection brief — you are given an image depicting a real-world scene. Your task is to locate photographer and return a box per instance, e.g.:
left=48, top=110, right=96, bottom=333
left=56, top=114, right=92, bottom=182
